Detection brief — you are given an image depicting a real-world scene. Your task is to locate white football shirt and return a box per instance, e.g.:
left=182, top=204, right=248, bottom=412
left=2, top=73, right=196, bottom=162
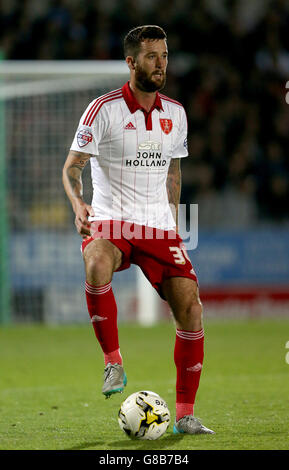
left=70, top=81, right=188, bottom=231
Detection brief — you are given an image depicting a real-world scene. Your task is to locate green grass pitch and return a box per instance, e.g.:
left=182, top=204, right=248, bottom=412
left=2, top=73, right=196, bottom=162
left=0, top=318, right=288, bottom=450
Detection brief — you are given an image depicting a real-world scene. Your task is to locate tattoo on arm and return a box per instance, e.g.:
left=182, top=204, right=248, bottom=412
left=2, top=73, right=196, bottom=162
left=63, top=151, right=90, bottom=202
left=69, top=151, right=91, bottom=169
left=67, top=166, right=83, bottom=199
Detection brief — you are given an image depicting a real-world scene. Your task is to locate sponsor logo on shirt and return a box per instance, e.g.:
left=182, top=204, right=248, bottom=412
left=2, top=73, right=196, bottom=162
left=125, top=141, right=166, bottom=169
left=77, top=128, right=93, bottom=147
left=138, top=141, right=161, bottom=151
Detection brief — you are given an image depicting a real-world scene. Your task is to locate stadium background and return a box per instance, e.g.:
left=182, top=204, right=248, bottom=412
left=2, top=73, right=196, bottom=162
left=0, top=0, right=289, bottom=324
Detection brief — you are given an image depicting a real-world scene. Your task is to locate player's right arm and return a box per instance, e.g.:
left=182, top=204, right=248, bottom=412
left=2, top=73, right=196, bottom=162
left=62, top=150, right=94, bottom=239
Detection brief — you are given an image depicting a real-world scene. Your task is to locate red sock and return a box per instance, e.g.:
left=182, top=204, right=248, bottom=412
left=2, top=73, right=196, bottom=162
left=174, top=328, right=204, bottom=421
left=85, top=281, right=122, bottom=365
left=104, top=348, right=122, bottom=366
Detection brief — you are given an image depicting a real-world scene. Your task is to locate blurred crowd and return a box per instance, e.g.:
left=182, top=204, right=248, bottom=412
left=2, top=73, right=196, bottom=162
left=1, top=0, right=289, bottom=228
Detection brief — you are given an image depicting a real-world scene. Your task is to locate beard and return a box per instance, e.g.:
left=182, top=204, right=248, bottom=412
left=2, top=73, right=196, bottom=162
left=134, top=64, right=166, bottom=92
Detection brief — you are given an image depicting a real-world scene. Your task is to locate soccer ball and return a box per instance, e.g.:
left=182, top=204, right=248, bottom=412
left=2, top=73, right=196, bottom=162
left=118, top=390, right=170, bottom=440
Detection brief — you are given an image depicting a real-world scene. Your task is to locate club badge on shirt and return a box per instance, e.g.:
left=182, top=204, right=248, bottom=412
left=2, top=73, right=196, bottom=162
left=160, top=119, right=173, bottom=135
left=77, top=128, right=93, bottom=147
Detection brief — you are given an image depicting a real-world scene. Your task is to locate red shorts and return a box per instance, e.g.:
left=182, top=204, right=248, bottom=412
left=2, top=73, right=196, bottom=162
left=81, top=220, right=198, bottom=299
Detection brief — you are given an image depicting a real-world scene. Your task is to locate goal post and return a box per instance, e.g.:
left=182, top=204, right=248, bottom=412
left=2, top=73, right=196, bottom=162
left=0, top=51, right=11, bottom=325
left=0, top=60, right=162, bottom=325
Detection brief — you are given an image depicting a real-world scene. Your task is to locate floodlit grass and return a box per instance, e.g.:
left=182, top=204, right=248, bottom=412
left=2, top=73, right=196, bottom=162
left=0, top=319, right=288, bottom=450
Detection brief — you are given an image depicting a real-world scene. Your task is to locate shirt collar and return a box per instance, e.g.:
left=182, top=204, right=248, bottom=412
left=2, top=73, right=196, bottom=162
left=122, top=81, right=163, bottom=114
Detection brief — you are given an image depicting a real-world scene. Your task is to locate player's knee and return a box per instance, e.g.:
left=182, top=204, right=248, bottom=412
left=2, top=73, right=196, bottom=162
left=175, top=296, right=203, bottom=330
left=187, top=297, right=203, bottom=322
left=84, top=250, right=113, bottom=280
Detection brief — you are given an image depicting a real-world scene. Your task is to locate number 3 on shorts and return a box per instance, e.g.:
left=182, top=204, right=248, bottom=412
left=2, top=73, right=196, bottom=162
left=169, top=245, right=190, bottom=265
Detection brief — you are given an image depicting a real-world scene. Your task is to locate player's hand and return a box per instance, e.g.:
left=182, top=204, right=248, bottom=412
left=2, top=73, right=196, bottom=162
left=74, top=201, right=95, bottom=239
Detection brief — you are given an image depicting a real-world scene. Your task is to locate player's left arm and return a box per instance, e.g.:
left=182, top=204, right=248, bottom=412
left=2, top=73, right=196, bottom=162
left=166, top=157, right=181, bottom=233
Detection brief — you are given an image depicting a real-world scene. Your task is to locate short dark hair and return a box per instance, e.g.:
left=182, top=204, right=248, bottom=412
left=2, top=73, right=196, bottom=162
left=124, top=25, right=167, bottom=59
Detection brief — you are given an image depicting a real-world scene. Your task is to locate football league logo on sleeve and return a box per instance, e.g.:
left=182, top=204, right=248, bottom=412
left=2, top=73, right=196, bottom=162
left=160, top=119, right=173, bottom=134
left=77, top=128, right=93, bottom=147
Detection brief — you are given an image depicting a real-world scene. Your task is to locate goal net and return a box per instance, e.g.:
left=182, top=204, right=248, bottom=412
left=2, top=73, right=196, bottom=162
left=0, top=60, right=165, bottom=325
